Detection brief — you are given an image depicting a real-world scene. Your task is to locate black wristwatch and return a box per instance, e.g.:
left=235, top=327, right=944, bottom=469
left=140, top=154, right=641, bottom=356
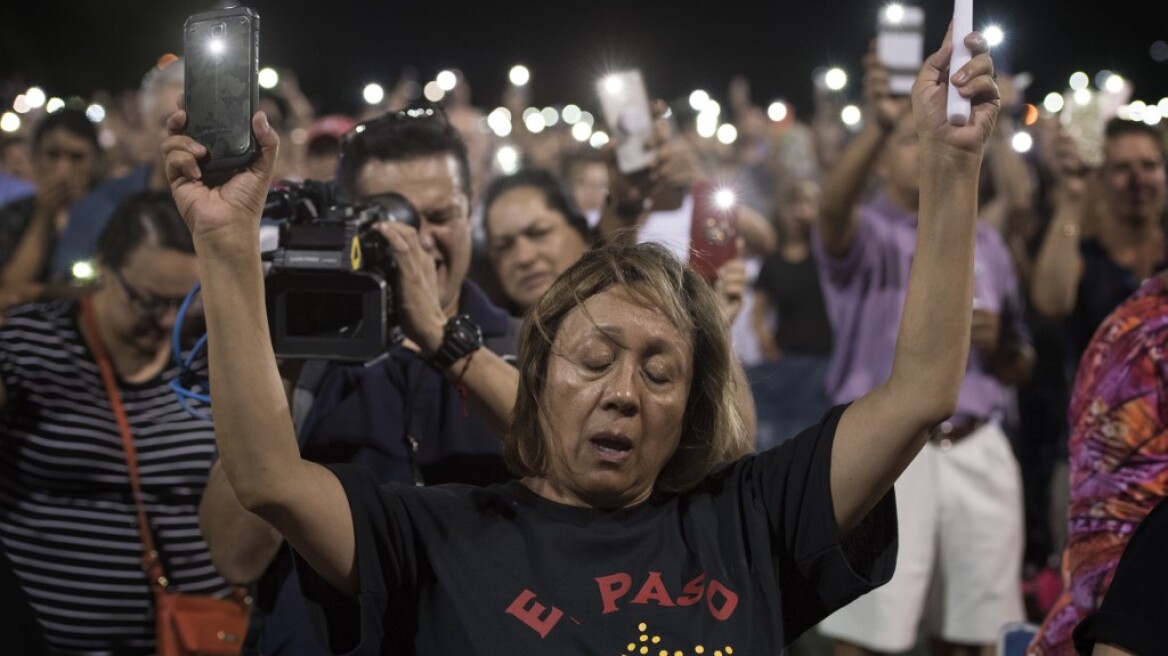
left=429, top=314, right=483, bottom=370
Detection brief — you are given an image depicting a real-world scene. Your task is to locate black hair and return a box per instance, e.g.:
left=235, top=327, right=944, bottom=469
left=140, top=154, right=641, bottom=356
left=32, top=108, right=99, bottom=153
left=481, top=168, right=592, bottom=244
left=1104, top=117, right=1167, bottom=159
left=338, top=106, right=472, bottom=201
left=96, top=190, right=194, bottom=270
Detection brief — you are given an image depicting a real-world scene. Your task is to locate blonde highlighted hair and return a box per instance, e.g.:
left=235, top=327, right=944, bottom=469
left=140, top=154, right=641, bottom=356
left=504, top=242, right=752, bottom=494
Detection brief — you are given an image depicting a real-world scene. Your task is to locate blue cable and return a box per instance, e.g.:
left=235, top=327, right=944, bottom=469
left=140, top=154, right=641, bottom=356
left=171, top=282, right=212, bottom=421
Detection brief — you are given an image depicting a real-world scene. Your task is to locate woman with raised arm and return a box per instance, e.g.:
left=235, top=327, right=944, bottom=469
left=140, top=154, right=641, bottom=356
left=164, top=28, right=998, bottom=654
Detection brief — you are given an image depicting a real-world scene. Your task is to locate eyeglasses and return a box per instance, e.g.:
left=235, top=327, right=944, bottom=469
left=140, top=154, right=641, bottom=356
left=113, top=269, right=198, bottom=318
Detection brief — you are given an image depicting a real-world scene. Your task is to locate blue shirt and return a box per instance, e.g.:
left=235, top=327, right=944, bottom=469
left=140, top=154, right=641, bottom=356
left=0, top=174, right=34, bottom=207
left=49, top=165, right=150, bottom=278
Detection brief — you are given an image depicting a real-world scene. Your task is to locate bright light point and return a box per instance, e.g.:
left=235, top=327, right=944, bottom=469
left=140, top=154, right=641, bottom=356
left=1143, top=107, right=1163, bottom=126
left=423, top=81, right=445, bottom=102
left=703, top=99, right=721, bottom=116
left=714, top=188, right=737, bottom=209
left=767, top=101, right=788, bottom=122
left=509, top=65, right=530, bottom=87
left=495, top=145, right=520, bottom=174
left=258, top=67, right=279, bottom=89
left=522, top=107, right=539, bottom=120
left=840, top=104, right=863, bottom=126
left=579, top=111, right=595, bottom=127
left=45, top=97, right=65, bottom=113
left=524, top=112, right=546, bottom=133
left=884, top=4, right=906, bottom=24
left=71, top=261, right=96, bottom=281
left=363, top=83, right=385, bottom=105
left=487, top=107, right=512, bottom=137
left=541, top=107, right=559, bottom=126
left=1104, top=73, right=1125, bottom=94
left=562, top=104, right=582, bottom=124
left=85, top=103, right=106, bottom=123
left=983, top=26, right=1004, bottom=47
left=602, top=75, right=623, bottom=95
left=1073, top=89, right=1093, bottom=106
left=589, top=131, right=609, bottom=148
left=208, top=38, right=224, bottom=55
left=1011, top=131, right=1033, bottom=153
left=0, top=112, right=20, bottom=132
left=825, top=68, right=848, bottom=91
left=1043, top=92, right=1065, bottom=113
left=1116, top=105, right=1133, bottom=121
left=13, top=95, right=30, bottom=114
left=1158, top=98, right=1168, bottom=115
left=1068, top=72, right=1089, bottom=91
left=716, top=124, right=738, bottom=145
left=25, top=87, right=46, bottom=108
left=689, top=90, right=710, bottom=110
left=696, top=111, right=718, bottom=138
left=436, top=70, right=457, bottom=91
left=571, top=122, right=592, bottom=142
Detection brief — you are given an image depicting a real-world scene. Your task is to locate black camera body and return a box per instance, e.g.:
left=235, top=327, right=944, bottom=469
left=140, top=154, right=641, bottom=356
left=264, top=180, right=420, bottom=361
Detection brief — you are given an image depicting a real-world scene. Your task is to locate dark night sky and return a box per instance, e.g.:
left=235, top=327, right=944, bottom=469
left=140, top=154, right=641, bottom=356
left=2, top=0, right=1166, bottom=121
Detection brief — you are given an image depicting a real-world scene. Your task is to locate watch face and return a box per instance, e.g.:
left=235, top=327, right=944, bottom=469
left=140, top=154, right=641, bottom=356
left=451, top=316, right=483, bottom=346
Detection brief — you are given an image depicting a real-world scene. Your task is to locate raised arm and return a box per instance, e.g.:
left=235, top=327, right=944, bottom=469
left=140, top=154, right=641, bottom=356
left=1030, top=130, right=1088, bottom=319
left=818, top=43, right=912, bottom=258
left=163, top=110, right=358, bottom=598
left=830, top=29, right=1000, bottom=535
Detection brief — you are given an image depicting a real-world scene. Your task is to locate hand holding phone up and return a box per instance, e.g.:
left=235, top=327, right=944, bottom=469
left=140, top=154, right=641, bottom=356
left=183, top=7, right=260, bottom=178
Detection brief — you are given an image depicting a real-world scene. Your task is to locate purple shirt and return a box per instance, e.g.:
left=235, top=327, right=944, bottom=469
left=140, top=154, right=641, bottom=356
left=812, top=193, right=1028, bottom=420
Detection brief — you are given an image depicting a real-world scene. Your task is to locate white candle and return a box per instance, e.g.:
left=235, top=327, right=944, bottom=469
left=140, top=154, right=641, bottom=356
left=947, top=0, right=974, bottom=125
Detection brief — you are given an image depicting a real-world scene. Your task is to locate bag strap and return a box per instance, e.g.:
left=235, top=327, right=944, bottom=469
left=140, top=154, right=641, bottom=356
left=79, top=296, right=171, bottom=591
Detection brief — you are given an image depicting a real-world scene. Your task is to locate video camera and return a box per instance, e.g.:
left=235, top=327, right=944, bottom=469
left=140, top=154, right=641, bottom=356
left=263, top=180, right=420, bottom=361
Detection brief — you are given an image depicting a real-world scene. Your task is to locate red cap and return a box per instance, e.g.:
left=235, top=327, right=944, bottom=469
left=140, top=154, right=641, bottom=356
left=307, top=114, right=358, bottom=143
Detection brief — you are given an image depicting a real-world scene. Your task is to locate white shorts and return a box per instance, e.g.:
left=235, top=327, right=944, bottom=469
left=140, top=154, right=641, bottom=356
left=818, top=422, right=1025, bottom=651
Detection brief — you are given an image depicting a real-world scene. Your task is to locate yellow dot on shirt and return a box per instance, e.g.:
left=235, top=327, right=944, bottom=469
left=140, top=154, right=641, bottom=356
left=628, top=644, right=637, bottom=652
left=639, top=622, right=647, bottom=631
left=715, top=651, right=723, bottom=656
left=726, top=649, right=734, bottom=654
left=640, top=647, right=649, bottom=655
left=640, top=634, right=649, bottom=642
left=652, top=635, right=661, bottom=644
left=696, top=647, right=705, bottom=654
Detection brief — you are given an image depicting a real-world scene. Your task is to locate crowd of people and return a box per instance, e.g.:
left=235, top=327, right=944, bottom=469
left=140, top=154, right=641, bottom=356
left=1, top=18, right=1166, bottom=656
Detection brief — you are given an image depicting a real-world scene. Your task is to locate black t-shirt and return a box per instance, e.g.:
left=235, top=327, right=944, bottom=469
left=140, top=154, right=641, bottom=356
left=754, top=252, right=833, bottom=356
left=1073, top=496, right=1168, bottom=655
left=1070, top=237, right=1168, bottom=362
left=296, top=404, right=897, bottom=654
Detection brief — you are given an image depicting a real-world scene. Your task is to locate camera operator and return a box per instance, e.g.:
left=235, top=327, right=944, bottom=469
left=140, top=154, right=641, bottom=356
left=198, top=103, right=521, bottom=656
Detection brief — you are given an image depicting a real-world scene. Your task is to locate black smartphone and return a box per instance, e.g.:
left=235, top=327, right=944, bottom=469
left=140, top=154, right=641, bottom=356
left=183, top=7, right=259, bottom=174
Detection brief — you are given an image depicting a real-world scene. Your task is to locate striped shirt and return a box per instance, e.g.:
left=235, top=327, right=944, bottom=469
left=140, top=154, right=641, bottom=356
left=0, top=299, right=230, bottom=654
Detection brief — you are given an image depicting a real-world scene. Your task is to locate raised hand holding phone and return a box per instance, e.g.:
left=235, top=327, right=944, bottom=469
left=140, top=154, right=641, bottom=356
left=183, top=7, right=260, bottom=178
left=877, top=4, right=925, bottom=96
left=947, top=0, right=973, bottom=125
left=596, top=70, right=656, bottom=174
